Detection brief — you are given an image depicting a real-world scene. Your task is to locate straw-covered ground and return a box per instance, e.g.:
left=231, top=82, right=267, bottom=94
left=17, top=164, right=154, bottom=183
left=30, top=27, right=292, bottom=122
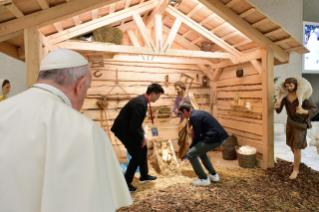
left=117, top=154, right=319, bottom=212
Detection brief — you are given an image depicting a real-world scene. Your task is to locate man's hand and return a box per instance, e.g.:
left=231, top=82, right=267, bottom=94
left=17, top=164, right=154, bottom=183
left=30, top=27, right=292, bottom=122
left=141, top=137, right=149, bottom=148
left=274, top=102, right=280, bottom=109
left=296, top=107, right=309, bottom=115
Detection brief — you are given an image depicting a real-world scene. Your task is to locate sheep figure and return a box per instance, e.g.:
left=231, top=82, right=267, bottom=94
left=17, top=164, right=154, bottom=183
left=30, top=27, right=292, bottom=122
left=274, top=76, right=313, bottom=109
left=309, top=135, right=319, bottom=154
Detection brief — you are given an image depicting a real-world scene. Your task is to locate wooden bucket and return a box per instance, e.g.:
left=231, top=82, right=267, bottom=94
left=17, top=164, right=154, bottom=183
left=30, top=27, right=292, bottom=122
left=222, top=135, right=238, bottom=160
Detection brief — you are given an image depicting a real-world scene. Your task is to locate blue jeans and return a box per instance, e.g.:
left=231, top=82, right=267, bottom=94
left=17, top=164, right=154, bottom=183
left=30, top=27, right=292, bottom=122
left=187, top=140, right=224, bottom=179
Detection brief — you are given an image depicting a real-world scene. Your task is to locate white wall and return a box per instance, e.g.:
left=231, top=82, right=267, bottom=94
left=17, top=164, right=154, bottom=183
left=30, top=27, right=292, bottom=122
left=249, top=0, right=303, bottom=122
left=0, top=52, right=26, bottom=97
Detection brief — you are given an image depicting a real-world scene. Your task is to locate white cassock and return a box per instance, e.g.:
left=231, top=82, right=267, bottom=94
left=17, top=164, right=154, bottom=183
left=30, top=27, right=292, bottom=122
left=0, top=84, right=132, bottom=212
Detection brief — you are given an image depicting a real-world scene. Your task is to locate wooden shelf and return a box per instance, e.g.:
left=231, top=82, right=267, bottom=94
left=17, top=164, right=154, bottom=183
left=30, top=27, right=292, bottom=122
left=230, top=104, right=251, bottom=112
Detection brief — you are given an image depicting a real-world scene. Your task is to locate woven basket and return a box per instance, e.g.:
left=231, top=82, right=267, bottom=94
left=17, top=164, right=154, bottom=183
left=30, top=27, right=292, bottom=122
left=235, top=146, right=256, bottom=168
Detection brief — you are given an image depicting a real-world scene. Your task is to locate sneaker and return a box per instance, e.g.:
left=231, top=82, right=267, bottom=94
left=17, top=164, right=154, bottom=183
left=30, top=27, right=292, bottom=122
left=191, top=178, right=210, bottom=186
left=128, top=184, right=138, bottom=192
left=208, top=173, right=219, bottom=182
left=139, top=175, right=157, bottom=183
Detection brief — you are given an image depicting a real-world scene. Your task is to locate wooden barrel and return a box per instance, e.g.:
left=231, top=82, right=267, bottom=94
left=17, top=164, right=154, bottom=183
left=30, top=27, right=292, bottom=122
left=222, top=135, right=238, bottom=160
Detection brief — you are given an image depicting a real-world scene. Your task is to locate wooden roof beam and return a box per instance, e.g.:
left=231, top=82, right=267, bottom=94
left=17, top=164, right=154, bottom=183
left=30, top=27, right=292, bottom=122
left=251, top=18, right=269, bottom=28
left=109, top=55, right=214, bottom=66
left=166, top=6, right=241, bottom=57
left=145, top=0, right=169, bottom=28
left=226, top=0, right=241, bottom=8
left=155, top=14, right=163, bottom=50
left=48, top=0, right=157, bottom=45
left=92, top=9, right=99, bottom=20
left=0, top=41, right=24, bottom=62
left=4, top=1, right=24, bottom=18
left=192, top=37, right=203, bottom=44
left=0, top=0, right=123, bottom=38
left=109, top=3, right=115, bottom=14
left=57, top=41, right=232, bottom=59
left=162, top=25, right=200, bottom=51
left=0, top=30, right=23, bottom=42
left=232, top=39, right=252, bottom=47
left=127, top=29, right=141, bottom=47
left=221, top=31, right=239, bottom=40
left=197, top=0, right=289, bottom=62
left=163, top=18, right=182, bottom=52
left=199, top=13, right=217, bottom=25
left=36, top=0, right=50, bottom=9
left=264, top=28, right=283, bottom=37
left=239, top=8, right=256, bottom=18
left=53, top=22, right=64, bottom=32
left=117, top=21, right=136, bottom=32
left=275, top=37, right=293, bottom=46
left=125, top=0, right=131, bottom=9
left=133, top=14, right=155, bottom=49
left=73, top=16, right=82, bottom=26
left=187, top=3, right=203, bottom=17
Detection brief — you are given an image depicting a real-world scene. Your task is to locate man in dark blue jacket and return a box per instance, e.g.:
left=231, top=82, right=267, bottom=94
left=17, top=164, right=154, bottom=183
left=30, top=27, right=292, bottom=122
left=178, top=102, right=229, bottom=186
left=111, top=83, right=164, bottom=192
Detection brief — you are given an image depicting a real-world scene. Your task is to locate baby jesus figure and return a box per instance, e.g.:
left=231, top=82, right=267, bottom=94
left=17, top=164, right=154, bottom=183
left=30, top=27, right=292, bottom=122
left=158, top=141, right=173, bottom=163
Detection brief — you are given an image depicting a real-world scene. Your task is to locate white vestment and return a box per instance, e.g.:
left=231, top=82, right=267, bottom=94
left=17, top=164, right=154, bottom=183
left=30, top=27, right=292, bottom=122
left=0, top=84, right=132, bottom=212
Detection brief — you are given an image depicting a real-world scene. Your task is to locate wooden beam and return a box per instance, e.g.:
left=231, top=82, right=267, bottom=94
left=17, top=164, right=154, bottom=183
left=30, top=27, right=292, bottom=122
left=18, top=46, right=25, bottom=59
left=36, top=0, right=50, bottom=9
left=53, top=22, right=64, bottom=32
left=264, top=28, right=282, bottom=37
left=127, top=29, right=141, bottom=47
left=251, top=59, right=261, bottom=75
left=108, top=55, right=214, bottom=66
left=232, top=39, right=252, bottom=47
left=166, top=6, right=241, bottom=57
left=73, top=16, right=81, bottom=26
left=57, top=41, right=231, bottom=59
left=155, top=14, right=163, bottom=50
left=117, top=20, right=136, bottom=32
left=199, top=13, right=217, bottom=25
left=0, top=41, right=23, bottom=62
left=186, top=3, right=203, bottom=17
left=226, top=0, right=240, bottom=8
left=109, top=3, right=115, bottom=14
left=48, top=0, right=157, bottom=44
left=221, top=31, right=239, bottom=40
left=39, top=32, right=53, bottom=51
left=197, top=0, right=289, bottom=62
left=197, top=64, right=212, bottom=81
left=261, top=48, right=274, bottom=169
left=0, top=30, right=23, bottom=42
left=125, top=0, right=131, bottom=8
left=239, top=8, right=256, bottom=18
left=163, top=25, right=200, bottom=51
left=191, top=37, right=203, bottom=44
left=24, top=26, right=41, bottom=88
left=0, top=0, right=122, bottom=37
left=92, top=9, right=99, bottom=20
left=274, top=37, right=293, bottom=45
left=163, top=18, right=181, bottom=51
left=251, top=18, right=269, bottom=28
left=145, top=0, right=168, bottom=28
left=4, top=1, right=24, bottom=18
left=133, top=14, right=155, bottom=49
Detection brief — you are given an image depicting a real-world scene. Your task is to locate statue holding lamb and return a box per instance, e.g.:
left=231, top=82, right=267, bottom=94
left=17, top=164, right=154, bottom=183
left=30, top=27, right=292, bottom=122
left=274, top=77, right=318, bottom=179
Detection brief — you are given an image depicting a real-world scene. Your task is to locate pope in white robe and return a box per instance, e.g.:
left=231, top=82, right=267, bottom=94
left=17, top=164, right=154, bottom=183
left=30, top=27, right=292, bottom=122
left=0, top=49, right=132, bottom=212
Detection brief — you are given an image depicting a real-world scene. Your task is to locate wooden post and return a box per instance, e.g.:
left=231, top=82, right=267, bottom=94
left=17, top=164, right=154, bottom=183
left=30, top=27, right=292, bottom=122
left=261, top=48, right=275, bottom=169
left=24, top=25, right=41, bottom=88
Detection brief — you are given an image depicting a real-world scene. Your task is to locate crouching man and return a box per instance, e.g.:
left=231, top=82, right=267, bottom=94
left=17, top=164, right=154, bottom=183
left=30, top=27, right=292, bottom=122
left=178, top=102, right=229, bottom=186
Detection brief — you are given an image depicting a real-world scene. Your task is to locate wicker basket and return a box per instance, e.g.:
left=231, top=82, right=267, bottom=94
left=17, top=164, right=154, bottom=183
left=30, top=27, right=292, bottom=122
left=235, top=146, right=256, bottom=168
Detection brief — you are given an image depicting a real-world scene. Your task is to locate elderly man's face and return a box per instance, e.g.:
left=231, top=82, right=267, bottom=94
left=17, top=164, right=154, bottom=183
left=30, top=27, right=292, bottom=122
left=285, top=83, right=296, bottom=93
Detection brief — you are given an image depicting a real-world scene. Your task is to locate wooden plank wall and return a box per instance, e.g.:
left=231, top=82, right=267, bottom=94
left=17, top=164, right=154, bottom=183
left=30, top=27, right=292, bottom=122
left=81, top=58, right=212, bottom=156
left=215, top=61, right=263, bottom=159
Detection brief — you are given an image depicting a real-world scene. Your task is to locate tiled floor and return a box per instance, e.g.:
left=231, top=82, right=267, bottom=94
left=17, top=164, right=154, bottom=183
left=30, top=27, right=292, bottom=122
left=274, top=123, right=319, bottom=171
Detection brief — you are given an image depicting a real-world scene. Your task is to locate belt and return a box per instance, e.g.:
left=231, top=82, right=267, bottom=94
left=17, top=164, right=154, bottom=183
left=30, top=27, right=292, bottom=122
left=287, top=118, right=307, bottom=130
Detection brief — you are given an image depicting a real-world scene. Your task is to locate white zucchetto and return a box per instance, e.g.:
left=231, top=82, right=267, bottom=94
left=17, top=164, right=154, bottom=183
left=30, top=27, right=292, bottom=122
left=40, top=49, right=88, bottom=71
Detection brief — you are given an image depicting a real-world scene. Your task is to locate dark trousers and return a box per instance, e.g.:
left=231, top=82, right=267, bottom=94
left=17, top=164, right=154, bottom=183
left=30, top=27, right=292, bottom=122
left=116, top=134, right=148, bottom=184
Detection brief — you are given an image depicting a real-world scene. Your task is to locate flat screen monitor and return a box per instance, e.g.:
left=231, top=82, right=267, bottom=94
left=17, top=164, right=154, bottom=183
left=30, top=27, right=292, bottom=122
left=303, top=21, right=319, bottom=73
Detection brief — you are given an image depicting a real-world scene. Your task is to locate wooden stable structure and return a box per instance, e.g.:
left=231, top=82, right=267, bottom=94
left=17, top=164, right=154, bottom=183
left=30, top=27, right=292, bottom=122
left=0, top=0, right=309, bottom=168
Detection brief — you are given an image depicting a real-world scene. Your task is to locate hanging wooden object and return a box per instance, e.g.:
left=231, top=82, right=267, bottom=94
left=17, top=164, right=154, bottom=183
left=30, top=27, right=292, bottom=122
left=87, top=54, right=104, bottom=68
